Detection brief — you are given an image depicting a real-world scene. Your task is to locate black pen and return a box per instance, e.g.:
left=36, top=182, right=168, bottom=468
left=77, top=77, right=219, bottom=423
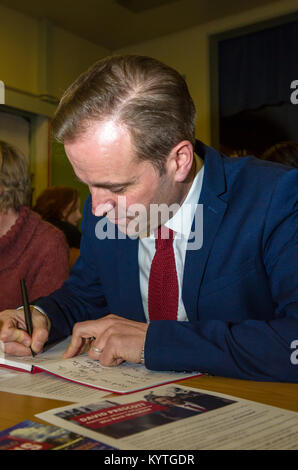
left=20, top=279, right=36, bottom=357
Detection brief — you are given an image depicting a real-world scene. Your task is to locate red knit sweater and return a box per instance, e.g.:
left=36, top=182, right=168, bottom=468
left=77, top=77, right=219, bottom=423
left=0, top=206, right=69, bottom=310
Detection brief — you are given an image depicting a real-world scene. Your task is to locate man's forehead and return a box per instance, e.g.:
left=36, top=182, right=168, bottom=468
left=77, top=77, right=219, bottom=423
left=70, top=119, right=130, bottom=147
left=65, top=120, right=135, bottom=165
left=95, top=120, right=127, bottom=143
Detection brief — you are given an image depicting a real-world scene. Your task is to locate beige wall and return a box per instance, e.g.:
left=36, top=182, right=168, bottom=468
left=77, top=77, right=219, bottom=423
left=0, top=3, right=110, bottom=102
left=0, top=3, right=110, bottom=197
left=115, top=0, right=298, bottom=145
left=50, top=25, right=110, bottom=99
left=0, top=6, right=39, bottom=95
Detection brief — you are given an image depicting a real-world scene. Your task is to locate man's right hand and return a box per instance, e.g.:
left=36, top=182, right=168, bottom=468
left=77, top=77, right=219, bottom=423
left=0, top=308, right=50, bottom=356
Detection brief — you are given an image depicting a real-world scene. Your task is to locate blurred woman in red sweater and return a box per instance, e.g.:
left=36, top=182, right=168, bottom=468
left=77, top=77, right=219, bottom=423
left=33, top=186, right=82, bottom=268
left=0, top=141, right=69, bottom=310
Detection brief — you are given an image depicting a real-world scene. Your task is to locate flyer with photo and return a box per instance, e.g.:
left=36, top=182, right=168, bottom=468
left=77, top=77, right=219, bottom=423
left=37, top=384, right=298, bottom=450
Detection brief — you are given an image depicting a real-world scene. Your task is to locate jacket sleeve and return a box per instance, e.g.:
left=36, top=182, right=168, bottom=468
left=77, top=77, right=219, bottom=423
left=145, top=169, right=298, bottom=383
left=34, top=197, right=109, bottom=343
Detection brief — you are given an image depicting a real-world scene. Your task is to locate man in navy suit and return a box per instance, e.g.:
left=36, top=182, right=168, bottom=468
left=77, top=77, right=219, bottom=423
left=0, top=55, right=297, bottom=382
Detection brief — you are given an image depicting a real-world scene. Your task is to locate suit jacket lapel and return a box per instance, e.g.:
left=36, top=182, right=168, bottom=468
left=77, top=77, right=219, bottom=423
left=182, top=143, right=228, bottom=322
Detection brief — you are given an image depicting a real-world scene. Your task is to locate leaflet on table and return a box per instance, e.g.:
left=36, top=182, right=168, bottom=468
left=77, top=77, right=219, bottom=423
left=36, top=384, right=298, bottom=450
left=0, top=337, right=202, bottom=394
left=0, top=420, right=116, bottom=450
left=0, top=368, right=109, bottom=402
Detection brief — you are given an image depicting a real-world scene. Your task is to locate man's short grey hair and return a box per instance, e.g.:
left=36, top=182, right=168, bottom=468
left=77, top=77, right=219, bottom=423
left=52, top=55, right=196, bottom=173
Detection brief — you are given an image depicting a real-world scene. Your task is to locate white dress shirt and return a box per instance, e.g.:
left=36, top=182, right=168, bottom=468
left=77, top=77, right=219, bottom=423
left=138, top=159, right=204, bottom=322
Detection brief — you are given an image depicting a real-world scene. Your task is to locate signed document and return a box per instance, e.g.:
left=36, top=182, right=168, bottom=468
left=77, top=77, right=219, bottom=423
left=0, top=337, right=201, bottom=394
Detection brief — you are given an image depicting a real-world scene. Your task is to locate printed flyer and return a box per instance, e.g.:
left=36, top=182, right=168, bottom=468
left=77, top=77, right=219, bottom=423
left=37, top=384, right=298, bottom=450
left=0, top=420, right=116, bottom=450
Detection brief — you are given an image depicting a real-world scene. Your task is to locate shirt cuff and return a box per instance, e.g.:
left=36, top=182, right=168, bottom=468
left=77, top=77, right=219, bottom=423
left=17, top=305, right=48, bottom=317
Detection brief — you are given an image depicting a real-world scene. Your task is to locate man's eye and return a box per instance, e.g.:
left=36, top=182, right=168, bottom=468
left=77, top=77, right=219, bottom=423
left=113, top=187, right=126, bottom=194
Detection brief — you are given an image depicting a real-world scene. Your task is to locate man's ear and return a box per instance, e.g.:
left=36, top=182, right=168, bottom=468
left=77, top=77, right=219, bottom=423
left=167, top=141, right=194, bottom=183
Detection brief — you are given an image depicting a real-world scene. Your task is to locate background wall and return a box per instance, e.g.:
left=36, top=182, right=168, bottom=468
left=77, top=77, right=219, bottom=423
left=0, top=2, right=110, bottom=204
left=0, top=0, right=297, bottom=207
left=0, top=4, right=110, bottom=99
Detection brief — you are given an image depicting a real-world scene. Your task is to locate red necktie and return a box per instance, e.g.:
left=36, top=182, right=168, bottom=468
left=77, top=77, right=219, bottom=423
left=148, top=226, right=178, bottom=321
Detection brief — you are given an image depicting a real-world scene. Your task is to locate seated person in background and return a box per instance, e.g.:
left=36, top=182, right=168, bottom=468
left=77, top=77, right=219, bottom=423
left=33, top=186, right=82, bottom=267
left=0, top=141, right=69, bottom=311
left=262, top=141, right=298, bottom=168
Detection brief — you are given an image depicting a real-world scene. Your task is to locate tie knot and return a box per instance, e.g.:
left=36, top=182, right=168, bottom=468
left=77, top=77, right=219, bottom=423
left=155, top=226, right=174, bottom=249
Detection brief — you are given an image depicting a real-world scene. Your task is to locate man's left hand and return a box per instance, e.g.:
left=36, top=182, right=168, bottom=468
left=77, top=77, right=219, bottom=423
left=63, top=314, right=148, bottom=366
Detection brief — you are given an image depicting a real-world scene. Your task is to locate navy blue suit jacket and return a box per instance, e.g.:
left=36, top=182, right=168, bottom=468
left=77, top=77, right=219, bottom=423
left=36, top=143, right=298, bottom=382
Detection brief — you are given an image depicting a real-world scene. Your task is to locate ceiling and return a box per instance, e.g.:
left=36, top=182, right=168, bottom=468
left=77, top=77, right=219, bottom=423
left=0, top=0, right=280, bottom=50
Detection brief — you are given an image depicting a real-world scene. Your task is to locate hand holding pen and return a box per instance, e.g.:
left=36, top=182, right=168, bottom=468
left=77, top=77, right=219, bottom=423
left=0, top=289, right=50, bottom=357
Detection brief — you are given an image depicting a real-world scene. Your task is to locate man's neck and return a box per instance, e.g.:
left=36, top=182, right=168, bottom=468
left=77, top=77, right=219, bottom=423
left=140, top=154, right=204, bottom=238
left=0, top=209, right=19, bottom=238
left=178, top=153, right=203, bottom=207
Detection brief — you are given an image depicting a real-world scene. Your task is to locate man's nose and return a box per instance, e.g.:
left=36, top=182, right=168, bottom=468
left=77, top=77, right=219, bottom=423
left=90, top=188, right=116, bottom=216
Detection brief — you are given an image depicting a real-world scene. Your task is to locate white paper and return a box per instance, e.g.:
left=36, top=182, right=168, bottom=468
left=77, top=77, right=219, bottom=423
left=0, top=368, right=108, bottom=402
left=39, top=356, right=201, bottom=393
left=0, top=337, right=201, bottom=393
left=37, top=384, right=298, bottom=450
left=0, top=338, right=70, bottom=371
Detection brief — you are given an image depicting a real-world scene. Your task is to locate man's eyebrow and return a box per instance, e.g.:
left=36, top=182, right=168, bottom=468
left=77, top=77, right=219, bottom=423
left=92, top=181, right=133, bottom=189
left=74, top=175, right=135, bottom=189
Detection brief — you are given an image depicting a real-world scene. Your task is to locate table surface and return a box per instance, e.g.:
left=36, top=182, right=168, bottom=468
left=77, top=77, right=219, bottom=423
left=0, top=374, right=297, bottom=432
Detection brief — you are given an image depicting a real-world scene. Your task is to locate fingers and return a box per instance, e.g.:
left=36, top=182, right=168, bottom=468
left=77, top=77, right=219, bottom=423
left=0, top=308, right=49, bottom=356
left=0, top=311, right=30, bottom=345
left=63, top=315, right=124, bottom=358
left=63, top=337, right=94, bottom=358
left=63, top=321, right=99, bottom=358
left=91, top=332, right=144, bottom=366
left=64, top=315, right=148, bottom=367
left=2, top=341, right=33, bottom=356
